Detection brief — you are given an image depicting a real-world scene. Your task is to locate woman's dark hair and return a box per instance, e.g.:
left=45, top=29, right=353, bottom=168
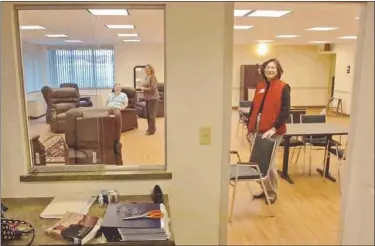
left=260, top=58, right=284, bottom=81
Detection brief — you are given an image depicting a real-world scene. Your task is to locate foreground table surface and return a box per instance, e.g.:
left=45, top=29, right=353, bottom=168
left=285, top=123, right=349, bottom=136
left=1, top=195, right=174, bottom=246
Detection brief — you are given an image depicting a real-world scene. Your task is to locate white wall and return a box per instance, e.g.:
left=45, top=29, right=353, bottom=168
left=114, top=43, right=165, bottom=87
left=340, top=2, right=374, bottom=245
left=22, top=42, right=48, bottom=117
left=233, top=44, right=332, bottom=107
left=1, top=2, right=233, bottom=245
left=24, top=42, right=332, bottom=114
left=333, top=43, right=358, bottom=115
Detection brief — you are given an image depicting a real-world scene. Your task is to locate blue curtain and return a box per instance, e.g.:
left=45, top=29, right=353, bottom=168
left=48, top=48, right=115, bottom=88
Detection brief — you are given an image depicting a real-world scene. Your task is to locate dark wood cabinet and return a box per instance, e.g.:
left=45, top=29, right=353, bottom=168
left=240, top=64, right=261, bottom=101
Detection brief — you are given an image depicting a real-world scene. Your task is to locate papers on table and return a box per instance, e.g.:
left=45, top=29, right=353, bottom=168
left=40, top=192, right=97, bottom=219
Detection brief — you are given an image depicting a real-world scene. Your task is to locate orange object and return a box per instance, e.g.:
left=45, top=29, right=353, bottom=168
left=122, top=210, right=163, bottom=220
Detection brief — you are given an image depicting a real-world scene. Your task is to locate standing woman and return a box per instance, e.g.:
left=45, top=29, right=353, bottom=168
left=247, top=58, right=291, bottom=204
left=141, top=64, right=159, bottom=135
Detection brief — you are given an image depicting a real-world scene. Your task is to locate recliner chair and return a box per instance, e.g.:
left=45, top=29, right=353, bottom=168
left=64, top=108, right=123, bottom=165
left=41, top=86, right=80, bottom=133
left=60, top=83, right=93, bottom=107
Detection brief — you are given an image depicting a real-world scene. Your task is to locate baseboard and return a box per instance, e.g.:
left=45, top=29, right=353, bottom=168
left=29, top=114, right=45, bottom=120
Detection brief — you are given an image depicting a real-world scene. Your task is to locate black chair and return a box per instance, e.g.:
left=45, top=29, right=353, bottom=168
left=279, top=114, right=304, bottom=164
left=300, top=114, right=341, bottom=175
left=237, top=100, right=252, bottom=142
left=229, top=134, right=277, bottom=222
left=325, top=140, right=347, bottom=194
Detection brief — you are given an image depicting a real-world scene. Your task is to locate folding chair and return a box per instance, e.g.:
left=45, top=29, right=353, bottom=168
left=299, top=114, right=341, bottom=175
left=236, top=100, right=252, bottom=143
left=324, top=140, right=347, bottom=194
left=229, top=134, right=277, bottom=222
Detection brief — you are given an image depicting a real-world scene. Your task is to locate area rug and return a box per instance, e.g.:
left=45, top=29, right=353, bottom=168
left=43, top=135, right=66, bottom=163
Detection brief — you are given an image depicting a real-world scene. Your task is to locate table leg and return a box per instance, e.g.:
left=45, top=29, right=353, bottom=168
left=316, top=135, right=336, bottom=182
left=277, top=136, right=294, bottom=184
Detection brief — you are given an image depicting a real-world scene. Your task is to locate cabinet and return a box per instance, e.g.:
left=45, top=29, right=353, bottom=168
left=240, top=64, right=261, bottom=101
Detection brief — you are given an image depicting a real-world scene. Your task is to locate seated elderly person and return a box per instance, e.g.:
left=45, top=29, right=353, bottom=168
left=106, top=83, right=128, bottom=110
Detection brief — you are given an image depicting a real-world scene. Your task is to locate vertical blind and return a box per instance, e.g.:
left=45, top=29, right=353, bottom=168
left=48, top=48, right=115, bottom=88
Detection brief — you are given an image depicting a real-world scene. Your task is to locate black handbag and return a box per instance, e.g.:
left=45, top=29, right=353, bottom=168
left=1, top=203, right=35, bottom=246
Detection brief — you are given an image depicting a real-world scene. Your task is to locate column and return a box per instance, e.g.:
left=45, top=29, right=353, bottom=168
left=165, top=2, right=233, bottom=245
left=340, top=2, right=374, bottom=245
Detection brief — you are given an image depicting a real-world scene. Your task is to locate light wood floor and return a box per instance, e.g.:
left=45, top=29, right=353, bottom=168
left=29, top=109, right=349, bottom=245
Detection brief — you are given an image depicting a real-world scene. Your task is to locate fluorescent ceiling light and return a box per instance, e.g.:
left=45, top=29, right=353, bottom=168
left=306, top=27, right=337, bottom=31
left=234, top=25, right=253, bottom=30
left=88, top=9, right=129, bottom=15
left=234, top=10, right=251, bottom=17
left=46, top=34, right=68, bottom=38
left=106, top=25, right=135, bottom=29
left=308, top=41, right=328, bottom=44
left=116, top=33, right=139, bottom=37
left=64, top=40, right=82, bottom=43
left=256, top=40, right=274, bottom=43
left=123, top=39, right=140, bottom=42
left=20, top=25, right=45, bottom=30
left=354, top=17, right=359, bottom=19
left=276, top=35, right=299, bottom=38
left=338, top=36, right=357, bottom=39
left=248, top=10, right=291, bottom=17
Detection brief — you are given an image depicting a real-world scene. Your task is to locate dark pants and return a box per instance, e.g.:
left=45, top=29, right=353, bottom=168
left=146, top=99, right=158, bottom=133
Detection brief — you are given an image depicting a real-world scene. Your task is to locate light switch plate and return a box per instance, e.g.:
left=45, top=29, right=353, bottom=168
left=199, top=127, right=211, bottom=145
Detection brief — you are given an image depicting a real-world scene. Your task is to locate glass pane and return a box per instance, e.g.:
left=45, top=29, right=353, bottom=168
left=18, top=7, right=165, bottom=171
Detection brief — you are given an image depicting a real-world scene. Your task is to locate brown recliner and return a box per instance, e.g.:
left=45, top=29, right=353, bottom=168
left=110, top=87, right=138, bottom=132
left=136, top=83, right=165, bottom=118
left=60, top=83, right=93, bottom=107
left=65, top=108, right=123, bottom=165
left=41, top=86, right=80, bottom=133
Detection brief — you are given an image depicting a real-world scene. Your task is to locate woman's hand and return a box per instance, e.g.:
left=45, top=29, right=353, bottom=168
left=262, top=128, right=276, bottom=139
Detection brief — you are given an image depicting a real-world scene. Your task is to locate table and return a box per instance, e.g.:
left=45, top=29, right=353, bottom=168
left=278, top=123, right=349, bottom=184
left=1, top=195, right=174, bottom=246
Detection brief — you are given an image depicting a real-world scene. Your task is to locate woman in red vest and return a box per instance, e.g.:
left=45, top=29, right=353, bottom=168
left=247, top=58, right=291, bottom=204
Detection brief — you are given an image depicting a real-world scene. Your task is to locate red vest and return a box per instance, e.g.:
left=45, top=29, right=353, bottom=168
left=248, top=79, right=287, bottom=135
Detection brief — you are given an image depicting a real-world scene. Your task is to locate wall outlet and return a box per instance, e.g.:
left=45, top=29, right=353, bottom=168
left=199, top=127, right=211, bottom=145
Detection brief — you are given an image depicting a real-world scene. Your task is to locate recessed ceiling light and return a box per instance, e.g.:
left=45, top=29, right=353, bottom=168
left=354, top=17, right=359, bottom=20
left=306, top=27, right=337, bottom=31
left=20, top=25, right=45, bottom=30
left=308, top=41, right=328, bottom=44
left=123, top=39, right=140, bottom=42
left=116, top=33, right=139, bottom=37
left=64, top=40, right=82, bottom=43
left=46, top=34, right=68, bottom=38
left=106, top=25, right=135, bottom=29
left=276, top=35, right=299, bottom=38
left=248, top=10, right=291, bottom=18
left=256, top=40, right=274, bottom=43
left=234, top=25, right=253, bottom=30
left=338, top=36, right=357, bottom=39
left=88, top=9, right=129, bottom=15
left=234, top=10, right=251, bottom=17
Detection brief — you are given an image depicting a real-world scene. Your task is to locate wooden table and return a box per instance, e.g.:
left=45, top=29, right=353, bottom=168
left=1, top=195, right=174, bottom=246
left=278, top=123, right=349, bottom=184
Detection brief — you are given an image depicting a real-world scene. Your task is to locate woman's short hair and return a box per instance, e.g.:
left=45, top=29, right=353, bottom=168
left=260, top=58, right=284, bottom=80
